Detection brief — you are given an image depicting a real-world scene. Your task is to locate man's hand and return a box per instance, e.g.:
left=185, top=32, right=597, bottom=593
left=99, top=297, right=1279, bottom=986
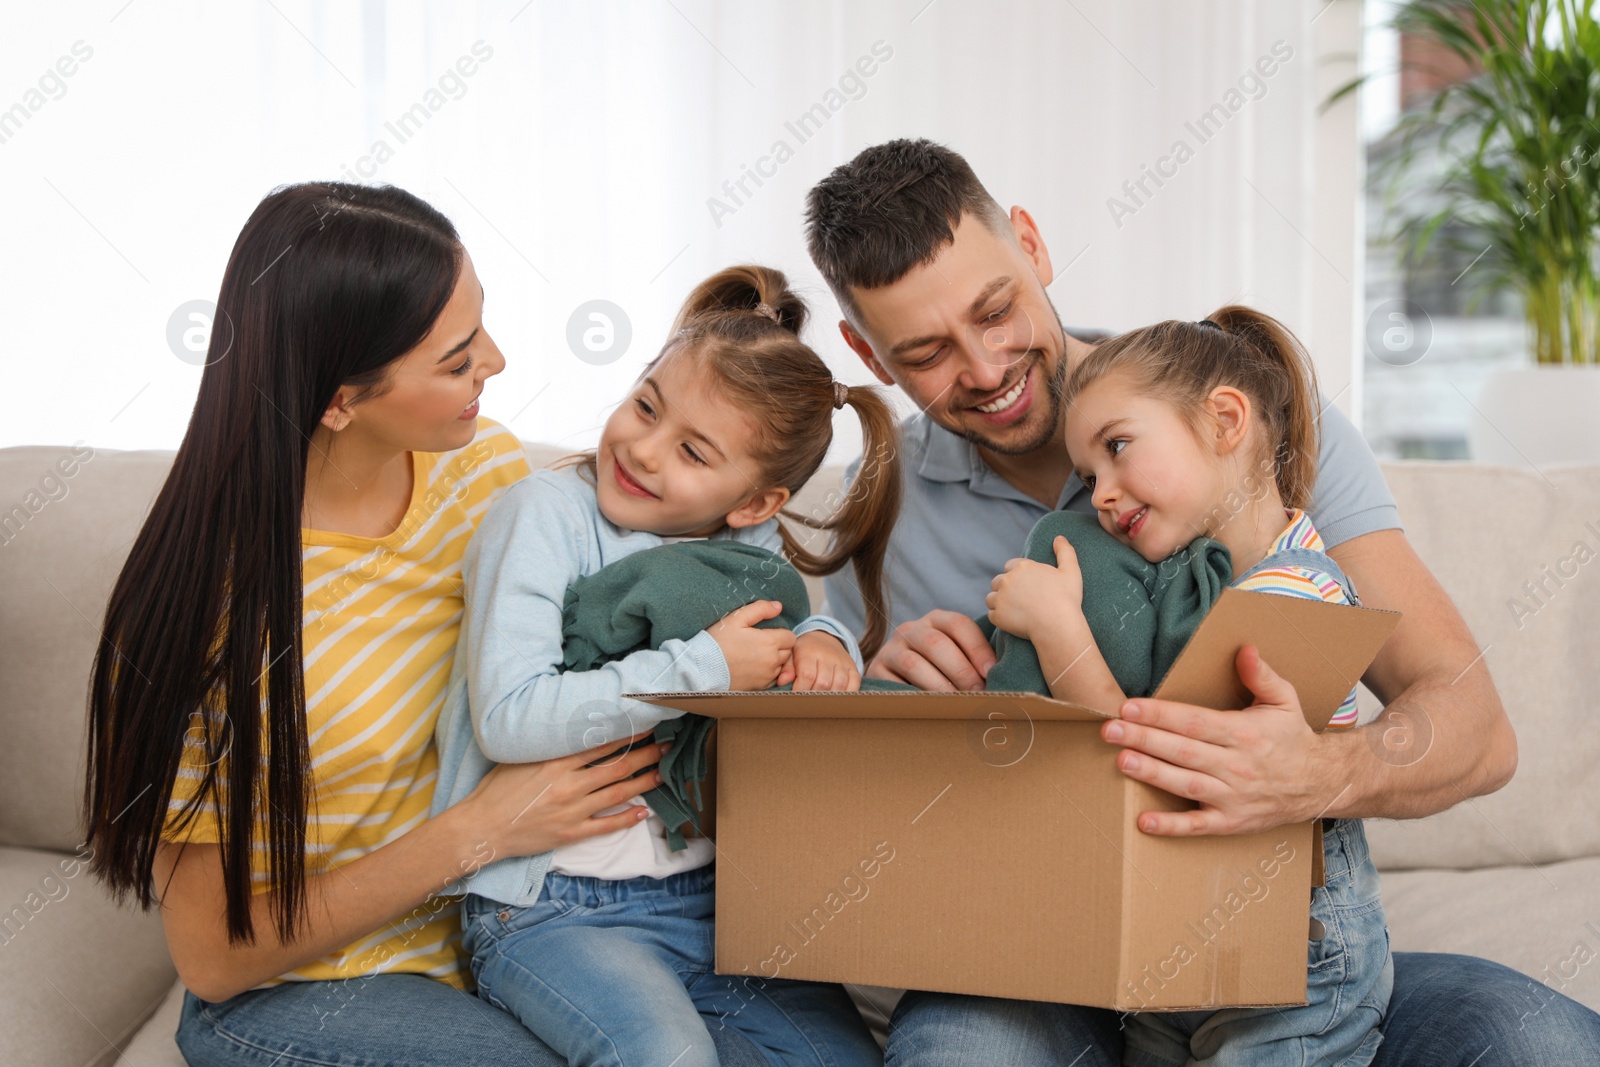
left=1100, top=644, right=1341, bottom=835
left=790, top=631, right=862, bottom=692
left=865, top=609, right=997, bottom=691
left=985, top=536, right=1084, bottom=641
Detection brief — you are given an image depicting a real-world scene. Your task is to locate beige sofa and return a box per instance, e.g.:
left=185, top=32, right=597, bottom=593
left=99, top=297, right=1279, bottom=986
left=3, top=441, right=1597, bottom=1066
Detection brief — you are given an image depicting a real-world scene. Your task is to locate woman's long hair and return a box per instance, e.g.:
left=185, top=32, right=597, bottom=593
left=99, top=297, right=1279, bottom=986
left=85, top=183, right=463, bottom=944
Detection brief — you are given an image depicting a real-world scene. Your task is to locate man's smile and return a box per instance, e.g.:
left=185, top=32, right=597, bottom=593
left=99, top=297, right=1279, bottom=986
left=962, top=358, right=1040, bottom=426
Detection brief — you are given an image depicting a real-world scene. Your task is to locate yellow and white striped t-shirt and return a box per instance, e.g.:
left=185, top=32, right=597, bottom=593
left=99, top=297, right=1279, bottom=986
left=163, top=416, right=530, bottom=989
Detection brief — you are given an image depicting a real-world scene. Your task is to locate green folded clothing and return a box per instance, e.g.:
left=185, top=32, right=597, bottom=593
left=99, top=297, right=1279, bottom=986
left=980, top=512, right=1232, bottom=700
left=561, top=540, right=912, bottom=848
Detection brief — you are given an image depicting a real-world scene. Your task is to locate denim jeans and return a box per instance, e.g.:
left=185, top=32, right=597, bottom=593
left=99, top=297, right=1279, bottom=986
left=174, top=970, right=774, bottom=1066
left=462, top=864, right=883, bottom=1067
left=1122, top=818, right=1391, bottom=1066
left=886, top=950, right=1600, bottom=1066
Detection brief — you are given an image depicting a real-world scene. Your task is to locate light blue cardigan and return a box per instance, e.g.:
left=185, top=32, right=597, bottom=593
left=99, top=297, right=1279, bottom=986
left=432, top=463, right=862, bottom=906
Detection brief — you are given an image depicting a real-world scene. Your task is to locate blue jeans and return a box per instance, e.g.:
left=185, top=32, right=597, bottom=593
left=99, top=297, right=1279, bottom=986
left=462, top=865, right=882, bottom=1067
left=174, top=971, right=774, bottom=1066
left=1123, top=818, right=1391, bottom=1066
left=885, top=954, right=1600, bottom=1067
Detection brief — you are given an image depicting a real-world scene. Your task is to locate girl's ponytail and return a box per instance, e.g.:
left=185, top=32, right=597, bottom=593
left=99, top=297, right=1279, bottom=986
left=1204, top=306, right=1320, bottom=510
left=779, top=386, right=902, bottom=665
left=673, top=263, right=808, bottom=337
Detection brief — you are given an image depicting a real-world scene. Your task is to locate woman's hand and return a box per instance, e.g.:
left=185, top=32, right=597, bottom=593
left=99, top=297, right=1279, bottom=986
left=458, top=729, right=669, bottom=866
left=986, top=535, right=1085, bottom=640
left=789, top=631, right=863, bottom=692
left=708, top=599, right=797, bottom=690
left=155, top=729, right=672, bottom=1003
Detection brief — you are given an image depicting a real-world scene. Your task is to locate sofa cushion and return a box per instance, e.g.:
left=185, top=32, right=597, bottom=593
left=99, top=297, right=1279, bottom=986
left=1365, top=462, right=1600, bottom=871
left=1378, top=857, right=1600, bottom=1013
left=0, top=845, right=175, bottom=1067
left=0, top=447, right=173, bottom=854
left=117, top=981, right=188, bottom=1067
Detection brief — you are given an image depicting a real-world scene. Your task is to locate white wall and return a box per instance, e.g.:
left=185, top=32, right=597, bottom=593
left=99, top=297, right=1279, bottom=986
left=2, top=0, right=1364, bottom=461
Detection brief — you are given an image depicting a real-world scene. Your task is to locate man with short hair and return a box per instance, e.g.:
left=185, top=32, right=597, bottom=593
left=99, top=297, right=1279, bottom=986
left=805, top=138, right=1599, bottom=1065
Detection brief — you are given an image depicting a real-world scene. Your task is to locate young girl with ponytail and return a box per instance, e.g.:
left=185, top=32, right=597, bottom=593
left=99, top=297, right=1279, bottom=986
left=987, top=306, right=1392, bottom=1067
left=430, top=264, right=898, bottom=1066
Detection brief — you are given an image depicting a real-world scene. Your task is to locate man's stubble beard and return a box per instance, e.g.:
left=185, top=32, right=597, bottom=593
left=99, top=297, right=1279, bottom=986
left=949, top=312, right=1071, bottom=458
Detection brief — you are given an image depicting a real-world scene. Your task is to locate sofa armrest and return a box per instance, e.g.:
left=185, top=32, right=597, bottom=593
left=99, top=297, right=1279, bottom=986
left=0, top=846, right=175, bottom=1067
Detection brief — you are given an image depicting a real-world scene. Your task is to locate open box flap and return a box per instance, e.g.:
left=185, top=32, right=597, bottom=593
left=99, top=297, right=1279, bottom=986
left=633, top=688, right=1112, bottom=722
left=1154, top=588, right=1401, bottom=730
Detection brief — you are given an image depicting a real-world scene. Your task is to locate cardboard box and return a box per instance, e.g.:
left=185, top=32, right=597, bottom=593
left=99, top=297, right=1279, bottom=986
left=636, top=588, right=1399, bottom=1011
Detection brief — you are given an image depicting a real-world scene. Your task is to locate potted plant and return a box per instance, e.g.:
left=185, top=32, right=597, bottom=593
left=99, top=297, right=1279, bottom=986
left=1357, top=0, right=1600, bottom=465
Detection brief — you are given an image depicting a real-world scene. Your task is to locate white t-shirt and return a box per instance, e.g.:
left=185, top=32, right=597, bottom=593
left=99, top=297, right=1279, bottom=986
left=548, top=797, right=715, bottom=879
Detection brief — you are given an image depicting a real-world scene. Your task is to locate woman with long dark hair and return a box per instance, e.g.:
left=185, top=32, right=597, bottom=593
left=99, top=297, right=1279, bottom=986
left=82, top=183, right=786, bottom=1065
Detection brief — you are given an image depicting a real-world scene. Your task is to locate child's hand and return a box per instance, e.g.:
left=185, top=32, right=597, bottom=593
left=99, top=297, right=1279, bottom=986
left=708, top=600, right=797, bottom=691
left=787, top=631, right=863, bottom=692
left=985, top=535, right=1085, bottom=640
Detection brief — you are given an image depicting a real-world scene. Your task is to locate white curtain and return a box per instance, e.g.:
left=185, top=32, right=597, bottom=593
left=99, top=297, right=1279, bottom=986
left=4, top=0, right=1364, bottom=458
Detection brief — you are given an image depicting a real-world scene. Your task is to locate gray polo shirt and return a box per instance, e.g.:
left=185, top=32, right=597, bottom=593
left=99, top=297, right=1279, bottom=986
left=821, top=394, right=1402, bottom=644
